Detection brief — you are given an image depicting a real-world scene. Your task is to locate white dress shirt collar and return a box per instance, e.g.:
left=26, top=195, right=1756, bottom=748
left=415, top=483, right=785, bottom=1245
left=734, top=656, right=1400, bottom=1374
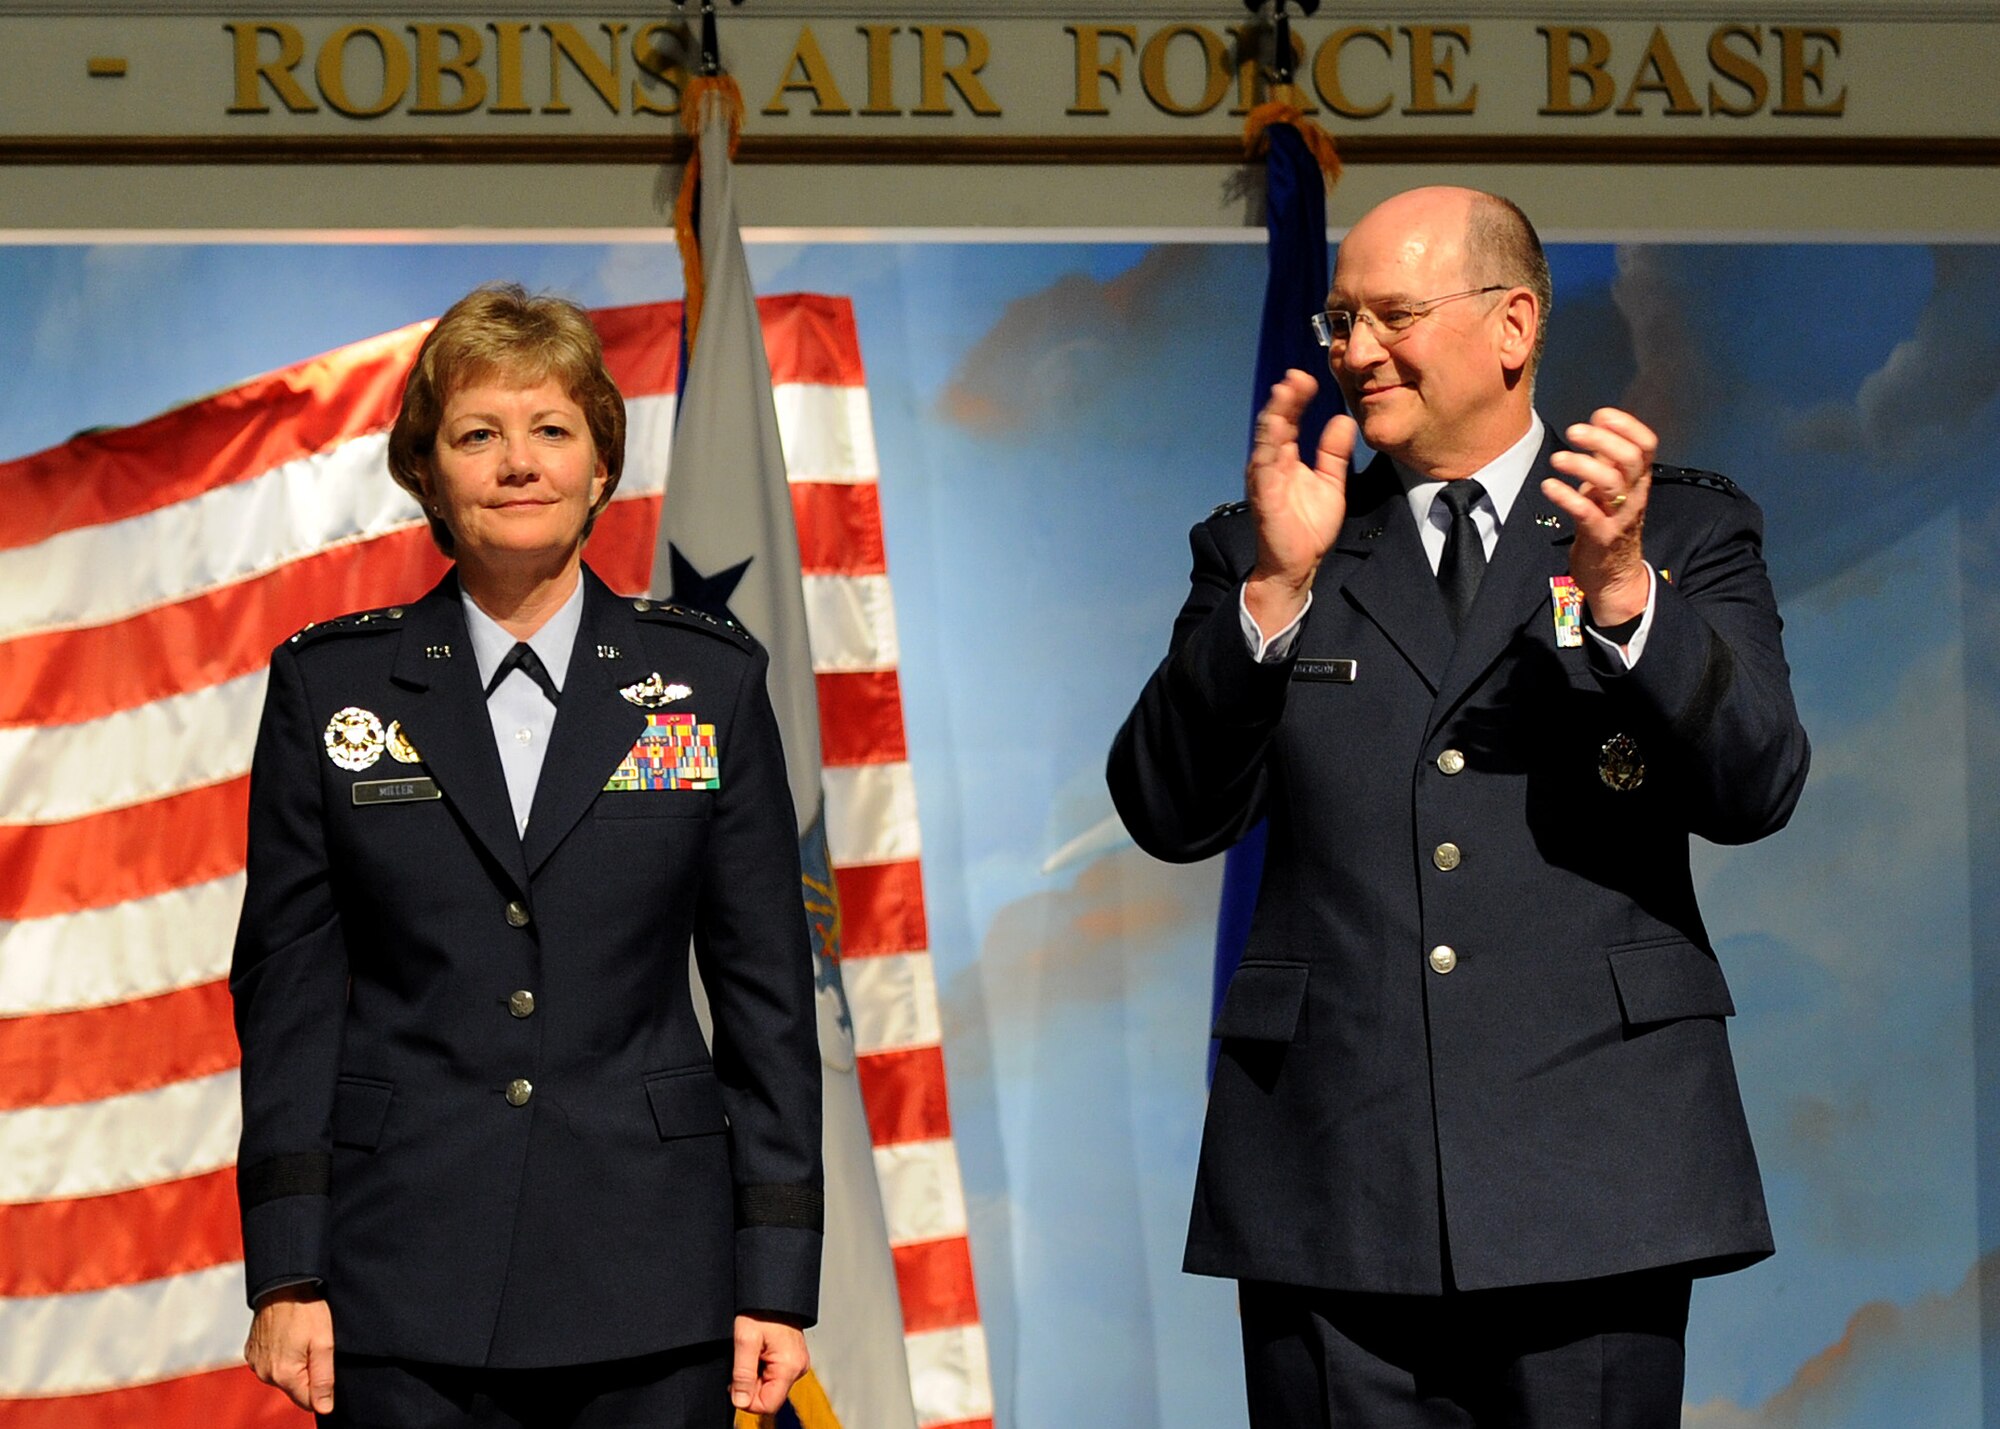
left=1395, top=413, right=1547, bottom=538
left=460, top=573, right=586, bottom=695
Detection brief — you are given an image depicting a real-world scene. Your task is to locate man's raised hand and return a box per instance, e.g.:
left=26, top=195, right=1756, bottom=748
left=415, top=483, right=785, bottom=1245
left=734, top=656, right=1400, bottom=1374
left=1245, top=369, right=1358, bottom=639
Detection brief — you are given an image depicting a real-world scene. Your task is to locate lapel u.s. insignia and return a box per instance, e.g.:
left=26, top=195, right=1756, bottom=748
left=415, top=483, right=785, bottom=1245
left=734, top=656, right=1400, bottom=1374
left=1598, top=732, right=1645, bottom=792
left=620, top=672, right=692, bottom=709
left=604, top=712, right=719, bottom=791
left=324, top=706, right=385, bottom=771
left=385, top=720, right=422, bottom=765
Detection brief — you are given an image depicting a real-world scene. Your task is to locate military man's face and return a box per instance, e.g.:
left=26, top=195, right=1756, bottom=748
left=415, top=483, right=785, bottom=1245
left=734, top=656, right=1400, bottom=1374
left=1325, top=194, right=1518, bottom=477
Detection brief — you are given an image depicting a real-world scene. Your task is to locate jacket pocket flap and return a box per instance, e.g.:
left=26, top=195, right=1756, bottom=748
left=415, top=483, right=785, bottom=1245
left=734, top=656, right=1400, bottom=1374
left=332, top=1076, right=394, bottom=1150
left=644, top=1067, right=727, bottom=1139
left=1212, top=961, right=1309, bottom=1042
left=598, top=791, right=715, bottom=820
left=1608, top=940, right=1735, bottom=1025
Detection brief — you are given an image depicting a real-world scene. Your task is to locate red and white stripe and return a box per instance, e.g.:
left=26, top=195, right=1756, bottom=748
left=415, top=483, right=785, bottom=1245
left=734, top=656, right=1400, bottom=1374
left=0, top=294, right=990, bottom=1428
left=770, top=296, right=994, bottom=1429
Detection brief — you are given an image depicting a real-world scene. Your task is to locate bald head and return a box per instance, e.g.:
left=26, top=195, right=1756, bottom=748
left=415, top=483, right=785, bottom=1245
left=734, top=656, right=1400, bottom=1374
left=1463, top=192, right=1552, bottom=369
left=1340, top=186, right=1551, bottom=371
left=1326, top=186, right=1549, bottom=478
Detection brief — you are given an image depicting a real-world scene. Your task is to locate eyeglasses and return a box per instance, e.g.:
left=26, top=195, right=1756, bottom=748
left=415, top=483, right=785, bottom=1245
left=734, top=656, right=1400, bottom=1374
left=1311, top=285, right=1510, bottom=349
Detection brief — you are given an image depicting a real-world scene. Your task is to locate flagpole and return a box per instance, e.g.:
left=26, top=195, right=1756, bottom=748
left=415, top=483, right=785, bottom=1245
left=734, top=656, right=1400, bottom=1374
left=1211, top=1, right=1346, bottom=1079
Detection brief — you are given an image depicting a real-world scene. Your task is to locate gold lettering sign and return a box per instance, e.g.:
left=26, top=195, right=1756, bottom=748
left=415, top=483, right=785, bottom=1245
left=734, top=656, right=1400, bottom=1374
left=212, top=17, right=1863, bottom=127
left=225, top=17, right=692, bottom=117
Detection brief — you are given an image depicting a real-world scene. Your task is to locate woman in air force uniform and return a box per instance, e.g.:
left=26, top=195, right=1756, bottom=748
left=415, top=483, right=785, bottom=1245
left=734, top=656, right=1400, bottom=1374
left=231, top=284, right=823, bottom=1428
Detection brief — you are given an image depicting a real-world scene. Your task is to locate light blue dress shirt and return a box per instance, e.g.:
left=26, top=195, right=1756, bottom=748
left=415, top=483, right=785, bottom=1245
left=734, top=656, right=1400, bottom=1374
left=461, top=579, right=585, bottom=835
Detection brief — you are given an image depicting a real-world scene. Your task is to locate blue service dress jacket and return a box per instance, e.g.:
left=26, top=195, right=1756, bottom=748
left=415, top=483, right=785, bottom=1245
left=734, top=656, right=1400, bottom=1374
left=1108, top=442, right=1810, bottom=1296
left=230, top=565, right=822, bottom=1368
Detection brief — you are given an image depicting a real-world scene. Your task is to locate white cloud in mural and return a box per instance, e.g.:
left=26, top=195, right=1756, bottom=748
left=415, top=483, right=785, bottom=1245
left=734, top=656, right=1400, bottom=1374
left=29, top=246, right=193, bottom=375
left=1784, top=247, right=2000, bottom=463
left=593, top=243, right=681, bottom=306
left=1708, top=685, right=1973, bottom=1258
left=1610, top=244, right=1726, bottom=450
left=935, top=247, right=1253, bottom=435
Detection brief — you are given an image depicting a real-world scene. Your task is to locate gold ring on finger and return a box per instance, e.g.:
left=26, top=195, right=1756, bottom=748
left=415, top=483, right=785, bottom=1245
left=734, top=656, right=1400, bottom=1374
left=1609, top=492, right=1628, bottom=508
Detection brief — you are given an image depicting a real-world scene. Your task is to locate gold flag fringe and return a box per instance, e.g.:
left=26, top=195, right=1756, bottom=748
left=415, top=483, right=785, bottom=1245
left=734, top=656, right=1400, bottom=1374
left=1242, top=86, right=1343, bottom=188
left=732, top=1367, right=847, bottom=1429
left=675, top=73, right=748, bottom=360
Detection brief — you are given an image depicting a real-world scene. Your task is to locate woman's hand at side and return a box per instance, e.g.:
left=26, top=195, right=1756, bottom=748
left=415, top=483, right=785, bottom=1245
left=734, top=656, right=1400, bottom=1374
left=245, top=1284, right=336, bottom=1414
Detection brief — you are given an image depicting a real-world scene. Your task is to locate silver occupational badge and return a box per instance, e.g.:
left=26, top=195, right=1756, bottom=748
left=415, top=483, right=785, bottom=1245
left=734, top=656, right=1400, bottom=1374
left=324, top=707, right=386, bottom=771
left=620, top=673, right=693, bottom=709
left=385, top=720, right=422, bottom=765
left=1598, top=732, right=1645, bottom=792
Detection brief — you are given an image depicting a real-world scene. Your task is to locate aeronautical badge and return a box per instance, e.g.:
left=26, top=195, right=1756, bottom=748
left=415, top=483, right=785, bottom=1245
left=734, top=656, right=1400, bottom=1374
left=385, top=720, right=422, bottom=765
left=604, top=712, right=719, bottom=791
left=324, top=707, right=385, bottom=771
left=619, top=673, right=693, bottom=709
left=1598, top=732, right=1645, bottom=792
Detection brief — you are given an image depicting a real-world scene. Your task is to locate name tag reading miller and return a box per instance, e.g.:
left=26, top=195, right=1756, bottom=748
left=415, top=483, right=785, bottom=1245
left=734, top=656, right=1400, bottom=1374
left=353, top=777, right=442, bottom=807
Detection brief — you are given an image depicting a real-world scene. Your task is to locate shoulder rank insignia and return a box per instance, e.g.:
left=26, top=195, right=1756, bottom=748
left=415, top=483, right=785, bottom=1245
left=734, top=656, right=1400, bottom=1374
left=325, top=707, right=386, bottom=771
left=630, top=598, right=755, bottom=651
left=385, top=720, right=422, bottom=764
left=621, top=673, right=693, bottom=709
left=290, top=605, right=407, bottom=646
left=1651, top=464, right=1741, bottom=498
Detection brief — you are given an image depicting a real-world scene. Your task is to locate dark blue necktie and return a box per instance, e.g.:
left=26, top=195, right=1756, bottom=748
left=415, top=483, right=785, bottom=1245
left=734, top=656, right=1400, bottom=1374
left=486, top=642, right=561, bottom=707
left=1434, top=479, right=1488, bottom=633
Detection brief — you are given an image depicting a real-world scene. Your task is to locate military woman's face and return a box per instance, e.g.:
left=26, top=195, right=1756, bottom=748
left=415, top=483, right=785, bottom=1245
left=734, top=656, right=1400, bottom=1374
left=427, top=375, right=607, bottom=569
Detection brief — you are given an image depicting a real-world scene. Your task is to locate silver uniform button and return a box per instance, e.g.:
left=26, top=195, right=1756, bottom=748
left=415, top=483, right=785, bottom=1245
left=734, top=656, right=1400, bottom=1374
left=508, top=989, right=536, bottom=1018
left=632, top=598, right=653, bottom=612
left=505, top=1078, right=534, bottom=1106
left=1433, top=842, right=1462, bottom=872
left=504, top=900, right=531, bottom=928
left=1436, top=748, right=1466, bottom=775
left=1428, top=945, right=1458, bottom=975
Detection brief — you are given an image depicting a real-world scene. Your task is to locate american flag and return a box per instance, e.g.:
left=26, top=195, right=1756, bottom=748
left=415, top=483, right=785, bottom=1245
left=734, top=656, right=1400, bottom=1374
left=0, top=293, right=992, bottom=1429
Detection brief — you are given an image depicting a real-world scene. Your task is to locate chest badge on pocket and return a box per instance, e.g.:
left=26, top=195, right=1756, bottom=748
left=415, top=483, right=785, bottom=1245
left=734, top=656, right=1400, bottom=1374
left=324, top=707, right=385, bottom=771
left=1599, top=732, right=1645, bottom=792
left=605, top=712, right=719, bottom=791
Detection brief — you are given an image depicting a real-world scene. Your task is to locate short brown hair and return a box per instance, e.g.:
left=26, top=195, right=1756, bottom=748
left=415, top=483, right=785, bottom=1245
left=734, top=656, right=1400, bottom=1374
left=387, top=283, right=626, bottom=557
left=1465, top=192, right=1553, bottom=371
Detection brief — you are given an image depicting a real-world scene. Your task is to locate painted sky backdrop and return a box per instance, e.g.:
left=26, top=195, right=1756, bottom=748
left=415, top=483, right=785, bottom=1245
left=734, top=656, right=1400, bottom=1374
left=4, top=234, right=1994, bottom=1427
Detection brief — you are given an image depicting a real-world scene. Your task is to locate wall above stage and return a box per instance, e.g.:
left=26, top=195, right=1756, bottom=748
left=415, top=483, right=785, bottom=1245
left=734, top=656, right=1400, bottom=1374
left=2, top=1, right=1996, bottom=234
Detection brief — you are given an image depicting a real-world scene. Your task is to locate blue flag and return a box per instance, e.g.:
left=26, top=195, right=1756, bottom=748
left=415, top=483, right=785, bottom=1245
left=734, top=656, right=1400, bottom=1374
left=1211, top=122, right=1347, bottom=1078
